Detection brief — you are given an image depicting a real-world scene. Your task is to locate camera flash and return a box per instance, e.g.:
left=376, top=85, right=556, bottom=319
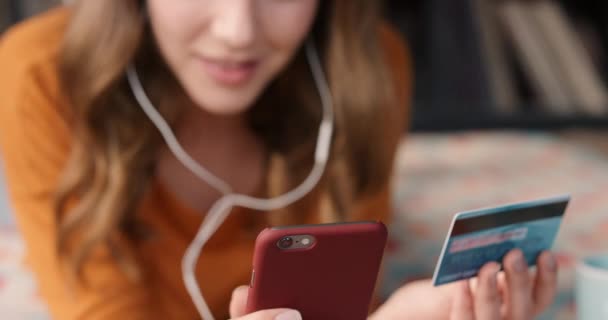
left=301, top=238, right=311, bottom=245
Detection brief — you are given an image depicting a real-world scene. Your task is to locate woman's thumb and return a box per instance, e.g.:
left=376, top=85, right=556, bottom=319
left=230, top=286, right=250, bottom=318
left=232, top=308, right=302, bottom=320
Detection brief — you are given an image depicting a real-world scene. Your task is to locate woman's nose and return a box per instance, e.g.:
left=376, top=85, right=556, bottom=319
left=209, top=0, right=258, bottom=50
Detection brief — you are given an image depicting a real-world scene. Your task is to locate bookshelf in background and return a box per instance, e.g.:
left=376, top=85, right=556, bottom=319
left=387, top=0, right=608, bottom=131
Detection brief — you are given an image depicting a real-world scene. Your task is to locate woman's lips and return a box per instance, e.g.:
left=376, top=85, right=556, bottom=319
left=200, top=57, right=259, bottom=86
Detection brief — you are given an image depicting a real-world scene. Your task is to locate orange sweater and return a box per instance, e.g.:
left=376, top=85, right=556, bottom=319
left=0, top=8, right=410, bottom=320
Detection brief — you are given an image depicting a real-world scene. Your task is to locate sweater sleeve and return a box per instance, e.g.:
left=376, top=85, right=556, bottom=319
left=0, top=60, right=169, bottom=320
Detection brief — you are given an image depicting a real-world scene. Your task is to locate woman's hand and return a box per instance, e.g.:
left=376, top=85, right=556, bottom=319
left=229, top=286, right=302, bottom=320
left=370, top=250, right=558, bottom=320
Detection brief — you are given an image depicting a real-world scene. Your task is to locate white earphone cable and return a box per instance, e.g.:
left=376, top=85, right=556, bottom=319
left=127, top=40, right=333, bottom=320
left=127, top=68, right=234, bottom=195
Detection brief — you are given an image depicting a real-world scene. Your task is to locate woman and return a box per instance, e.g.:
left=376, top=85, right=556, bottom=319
left=0, top=1, right=558, bottom=319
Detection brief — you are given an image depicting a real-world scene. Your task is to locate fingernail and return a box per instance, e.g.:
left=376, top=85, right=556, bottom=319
left=275, top=310, right=302, bottom=320
left=546, top=253, right=557, bottom=272
left=513, top=251, right=526, bottom=272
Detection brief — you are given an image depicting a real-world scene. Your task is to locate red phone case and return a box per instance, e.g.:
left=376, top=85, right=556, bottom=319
left=245, top=221, right=387, bottom=320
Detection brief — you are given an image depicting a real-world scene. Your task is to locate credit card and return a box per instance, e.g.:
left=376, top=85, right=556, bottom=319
left=432, top=195, right=570, bottom=286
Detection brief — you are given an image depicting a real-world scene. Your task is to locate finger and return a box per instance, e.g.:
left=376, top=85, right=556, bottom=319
left=532, top=251, right=558, bottom=315
left=497, top=271, right=508, bottom=317
left=233, top=309, right=301, bottom=320
left=498, top=271, right=536, bottom=318
left=469, top=277, right=478, bottom=296
left=473, top=262, right=502, bottom=320
left=230, top=286, right=250, bottom=318
left=503, top=249, right=533, bottom=320
left=449, top=280, right=475, bottom=320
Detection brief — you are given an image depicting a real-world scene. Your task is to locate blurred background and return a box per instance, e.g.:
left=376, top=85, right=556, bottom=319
left=387, top=0, right=608, bottom=130
left=2, top=0, right=608, bottom=319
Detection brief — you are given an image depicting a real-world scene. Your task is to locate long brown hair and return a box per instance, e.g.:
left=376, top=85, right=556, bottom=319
left=57, top=0, right=405, bottom=280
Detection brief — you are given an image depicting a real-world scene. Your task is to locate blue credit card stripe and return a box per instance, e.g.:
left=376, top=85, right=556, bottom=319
left=451, top=201, right=568, bottom=236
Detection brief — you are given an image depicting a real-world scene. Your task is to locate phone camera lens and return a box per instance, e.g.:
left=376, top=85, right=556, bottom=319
left=277, top=237, right=293, bottom=249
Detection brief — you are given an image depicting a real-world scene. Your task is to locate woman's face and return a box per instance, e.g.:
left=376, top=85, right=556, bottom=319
left=147, top=0, right=319, bottom=115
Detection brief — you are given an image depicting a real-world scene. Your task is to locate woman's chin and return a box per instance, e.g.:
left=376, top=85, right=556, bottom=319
left=191, top=95, right=257, bottom=117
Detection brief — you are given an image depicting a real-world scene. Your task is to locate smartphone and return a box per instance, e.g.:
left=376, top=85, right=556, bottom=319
left=245, top=221, right=387, bottom=320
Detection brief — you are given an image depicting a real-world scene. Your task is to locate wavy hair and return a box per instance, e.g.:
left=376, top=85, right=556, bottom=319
left=56, top=0, right=404, bottom=280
